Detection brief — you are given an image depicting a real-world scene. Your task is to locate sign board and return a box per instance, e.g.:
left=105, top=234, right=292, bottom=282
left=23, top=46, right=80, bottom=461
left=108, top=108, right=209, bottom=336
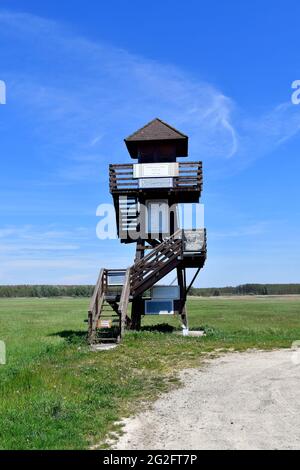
left=97, top=319, right=112, bottom=329
left=0, top=340, right=6, bottom=365
left=139, top=177, right=173, bottom=189
left=151, top=285, right=180, bottom=299
left=145, top=300, right=174, bottom=315
left=107, top=271, right=126, bottom=286
left=133, top=162, right=179, bottom=178
left=183, top=230, right=205, bottom=252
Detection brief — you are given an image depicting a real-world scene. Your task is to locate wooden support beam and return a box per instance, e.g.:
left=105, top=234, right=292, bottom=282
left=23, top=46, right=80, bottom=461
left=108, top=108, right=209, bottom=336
left=130, top=239, right=145, bottom=330
left=181, top=303, right=188, bottom=329
left=119, top=267, right=131, bottom=339
left=177, top=267, right=188, bottom=329
left=186, top=268, right=201, bottom=295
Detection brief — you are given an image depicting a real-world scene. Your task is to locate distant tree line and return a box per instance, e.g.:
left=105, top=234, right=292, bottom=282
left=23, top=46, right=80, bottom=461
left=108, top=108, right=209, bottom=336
left=0, top=285, right=94, bottom=298
left=189, top=284, right=300, bottom=297
left=0, top=283, right=300, bottom=298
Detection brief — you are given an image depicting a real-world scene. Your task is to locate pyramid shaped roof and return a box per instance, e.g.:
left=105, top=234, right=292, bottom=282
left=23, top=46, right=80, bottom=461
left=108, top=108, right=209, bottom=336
left=124, top=118, right=188, bottom=158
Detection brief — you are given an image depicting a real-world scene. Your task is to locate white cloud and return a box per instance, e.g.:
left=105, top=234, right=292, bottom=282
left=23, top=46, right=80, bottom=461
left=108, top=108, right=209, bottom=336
left=210, top=221, right=269, bottom=239
left=0, top=10, right=239, bottom=182
left=1, top=10, right=299, bottom=184
left=200, top=251, right=300, bottom=287
left=0, top=224, right=133, bottom=284
left=0, top=11, right=300, bottom=285
left=0, top=225, right=89, bottom=257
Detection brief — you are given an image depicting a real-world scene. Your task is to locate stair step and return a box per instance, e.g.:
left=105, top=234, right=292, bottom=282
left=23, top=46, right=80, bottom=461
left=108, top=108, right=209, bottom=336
left=96, top=338, right=118, bottom=343
left=99, top=317, right=120, bottom=320
left=98, top=314, right=120, bottom=319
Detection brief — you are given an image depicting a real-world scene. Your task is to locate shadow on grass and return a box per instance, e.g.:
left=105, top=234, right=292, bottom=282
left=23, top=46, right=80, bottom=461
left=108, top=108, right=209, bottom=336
left=140, top=323, right=176, bottom=333
left=50, top=330, right=87, bottom=344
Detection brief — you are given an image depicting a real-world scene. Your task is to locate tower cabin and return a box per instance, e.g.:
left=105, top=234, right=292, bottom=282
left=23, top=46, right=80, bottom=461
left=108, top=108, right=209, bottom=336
left=88, top=118, right=207, bottom=344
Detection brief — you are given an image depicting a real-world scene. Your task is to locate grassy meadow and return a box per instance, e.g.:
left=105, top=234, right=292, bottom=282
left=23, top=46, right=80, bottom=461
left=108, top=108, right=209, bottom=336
left=0, top=296, right=300, bottom=449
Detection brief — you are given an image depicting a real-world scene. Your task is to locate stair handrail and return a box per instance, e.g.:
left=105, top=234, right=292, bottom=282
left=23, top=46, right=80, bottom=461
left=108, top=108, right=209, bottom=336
left=88, top=268, right=106, bottom=343
left=118, top=267, right=131, bottom=337
left=131, top=229, right=183, bottom=271
left=88, top=268, right=105, bottom=316
left=130, top=230, right=184, bottom=297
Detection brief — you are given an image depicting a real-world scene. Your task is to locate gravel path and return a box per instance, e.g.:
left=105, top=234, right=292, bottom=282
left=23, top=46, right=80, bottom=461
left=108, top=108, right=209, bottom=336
left=114, top=349, right=300, bottom=450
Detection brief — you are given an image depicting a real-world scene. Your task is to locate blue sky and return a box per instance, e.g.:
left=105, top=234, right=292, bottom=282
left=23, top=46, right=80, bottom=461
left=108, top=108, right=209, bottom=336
left=0, top=0, right=300, bottom=286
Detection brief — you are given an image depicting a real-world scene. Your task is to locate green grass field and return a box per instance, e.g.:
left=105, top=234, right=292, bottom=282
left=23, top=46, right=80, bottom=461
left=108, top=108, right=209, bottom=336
left=0, top=296, right=300, bottom=450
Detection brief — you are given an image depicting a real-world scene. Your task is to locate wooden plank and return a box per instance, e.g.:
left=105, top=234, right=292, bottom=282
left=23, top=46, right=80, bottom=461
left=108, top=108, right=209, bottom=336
left=88, top=268, right=104, bottom=314
left=119, top=267, right=131, bottom=338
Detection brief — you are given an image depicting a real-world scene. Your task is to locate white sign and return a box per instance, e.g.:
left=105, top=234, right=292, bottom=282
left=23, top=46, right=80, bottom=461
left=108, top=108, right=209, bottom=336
left=133, top=162, right=179, bottom=178
left=183, top=229, right=205, bottom=252
left=0, top=341, right=6, bottom=365
left=139, top=177, right=173, bottom=189
left=152, top=285, right=180, bottom=299
left=107, top=271, right=126, bottom=286
left=98, top=320, right=112, bottom=328
left=145, top=300, right=174, bottom=315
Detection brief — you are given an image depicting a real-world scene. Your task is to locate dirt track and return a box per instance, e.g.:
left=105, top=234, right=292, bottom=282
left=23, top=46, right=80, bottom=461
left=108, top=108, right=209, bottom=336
left=114, top=349, right=300, bottom=450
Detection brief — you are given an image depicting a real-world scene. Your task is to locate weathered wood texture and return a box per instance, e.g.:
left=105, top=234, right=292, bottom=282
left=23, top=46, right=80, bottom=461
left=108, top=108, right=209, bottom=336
left=118, top=268, right=131, bottom=337
left=88, top=268, right=131, bottom=344
left=88, top=120, right=207, bottom=340
left=109, top=161, right=202, bottom=194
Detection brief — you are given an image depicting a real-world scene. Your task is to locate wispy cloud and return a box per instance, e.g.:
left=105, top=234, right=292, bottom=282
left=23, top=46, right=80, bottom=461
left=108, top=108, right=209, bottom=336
left=0, top=10, right=300, bottom=285
left=0, top=224, right=132, bottom=284
left=1, top=10, right=299, bottom=183
left=0, top=225, right=88, bottom=255
left=0, top=10, right=239, bottom=183
left=1, top=10, right=299, bottom=185
left=1, top=10, right=300, bottom=178
left=210, top=221, right=270, bottom=239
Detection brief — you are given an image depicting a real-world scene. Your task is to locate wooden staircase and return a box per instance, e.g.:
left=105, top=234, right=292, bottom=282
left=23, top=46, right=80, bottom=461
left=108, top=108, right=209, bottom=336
left=88, top=230, right=206, bottom=344
left=130, top=231, right=183, bottom=297
left=88, top=268, right=131, bottom=344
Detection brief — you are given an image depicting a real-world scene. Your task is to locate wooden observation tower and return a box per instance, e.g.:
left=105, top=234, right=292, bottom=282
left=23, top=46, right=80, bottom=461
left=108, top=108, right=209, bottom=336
left=88, top=118, right=207, bottom=343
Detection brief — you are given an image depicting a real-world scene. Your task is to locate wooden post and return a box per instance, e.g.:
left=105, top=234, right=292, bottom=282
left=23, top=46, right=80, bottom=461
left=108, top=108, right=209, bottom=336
left=131, top=298, right=142, bottom=330
left=119, top=267, right=131, bottom=339
left=87, top=311, right=93, bottom=344
left=177, top=266, right=188, bottom=328
left=131, top=239, right=145, bottom=330
left=181, top=303, right=188, bottom=329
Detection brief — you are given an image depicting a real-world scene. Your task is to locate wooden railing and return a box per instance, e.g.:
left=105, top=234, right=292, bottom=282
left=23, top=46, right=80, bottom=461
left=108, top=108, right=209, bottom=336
left=130, top=230, right=184, bottom=297
left=109, top=164, right=137, bottom=192
left=88, top=268, right=131, bottom=343
left=88, top=269, right=106, bottom=343
left=118, top=268, right=131, bottom=337
left=174, top=162, right=203, bottom=190
left=202, top=228, right=207, bottom=255
left=88, top=229, right=207, bottom=342
left=109, top=162, right=202, bottom=193
left=183, top=228, right=207, bottom=254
